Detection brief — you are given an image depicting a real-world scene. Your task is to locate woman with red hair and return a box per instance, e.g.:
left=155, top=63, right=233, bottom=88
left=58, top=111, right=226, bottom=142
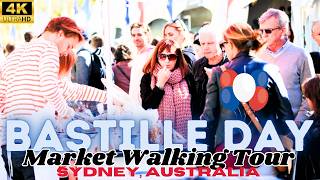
left=0, top=17, right=108, bottom=180
left=140, top=39, right=196, bottom=139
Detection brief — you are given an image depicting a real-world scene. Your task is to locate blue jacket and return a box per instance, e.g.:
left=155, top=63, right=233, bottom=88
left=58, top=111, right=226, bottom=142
left=201, top=52, right=294, bottom=151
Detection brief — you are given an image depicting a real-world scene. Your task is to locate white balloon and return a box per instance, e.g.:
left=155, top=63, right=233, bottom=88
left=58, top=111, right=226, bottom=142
left=233, top=73, right=256, bottom=102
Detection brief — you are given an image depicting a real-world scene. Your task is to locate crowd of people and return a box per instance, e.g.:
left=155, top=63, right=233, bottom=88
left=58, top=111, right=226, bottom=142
left=0, top=7, right=319, bottom=180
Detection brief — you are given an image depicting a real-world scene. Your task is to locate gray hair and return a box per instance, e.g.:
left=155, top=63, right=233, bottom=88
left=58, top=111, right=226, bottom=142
left=258, top=8, right=289, bottom=29
left=198, top=24, right=221, bottom=43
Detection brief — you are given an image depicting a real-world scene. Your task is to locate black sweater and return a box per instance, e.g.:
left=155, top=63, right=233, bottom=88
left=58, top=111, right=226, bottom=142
left=192, top=57, right=227, bottom=119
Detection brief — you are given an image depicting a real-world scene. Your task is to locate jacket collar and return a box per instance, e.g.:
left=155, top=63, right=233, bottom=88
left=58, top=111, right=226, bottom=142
left=232, top=51, right=250, bottom=61
left=227, top=52, right=251, bottom=70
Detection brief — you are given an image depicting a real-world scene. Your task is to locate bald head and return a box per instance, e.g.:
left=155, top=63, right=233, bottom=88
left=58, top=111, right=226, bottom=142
left=312, top=20, right=320, bottom=46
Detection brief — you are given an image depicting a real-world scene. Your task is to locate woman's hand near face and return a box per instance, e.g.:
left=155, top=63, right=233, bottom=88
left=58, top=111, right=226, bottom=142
left=156, top=67, right=171, bottom=89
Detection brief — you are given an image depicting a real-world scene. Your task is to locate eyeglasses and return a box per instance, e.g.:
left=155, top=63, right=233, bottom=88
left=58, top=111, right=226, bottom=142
left=219, top=41, right=229, bottom=48
left=259, top=27, right=281, bottom=34
left=158, top=53, right=177, bottom=61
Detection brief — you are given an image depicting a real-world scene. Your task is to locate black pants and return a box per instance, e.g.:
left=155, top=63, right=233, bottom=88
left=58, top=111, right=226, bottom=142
left=1, top=145, right=35, bottom=180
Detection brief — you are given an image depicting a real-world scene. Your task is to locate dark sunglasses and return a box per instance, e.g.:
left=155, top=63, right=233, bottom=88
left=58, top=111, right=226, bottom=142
left=219, top=41, right=229, bottom=48
left=158, top=53, right=177, bottom=61
left=259, top=27, right=281, bottom=34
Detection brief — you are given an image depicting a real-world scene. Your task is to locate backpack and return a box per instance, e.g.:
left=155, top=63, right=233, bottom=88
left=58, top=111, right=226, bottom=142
left=183, top=46, right=196, bottom=68
left=88, top=48, right=106, bottom=90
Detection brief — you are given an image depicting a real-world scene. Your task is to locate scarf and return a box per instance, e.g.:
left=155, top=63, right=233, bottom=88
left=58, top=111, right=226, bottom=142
left=151, top=65, right=192, bottom=138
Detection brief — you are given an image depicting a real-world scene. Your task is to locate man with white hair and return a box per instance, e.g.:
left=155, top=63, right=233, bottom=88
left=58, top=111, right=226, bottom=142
left=192, top=24, right=227, bottom=120
left=192, top=25, right=227, bottom=151
left=257, top=8, right=315, bottom=124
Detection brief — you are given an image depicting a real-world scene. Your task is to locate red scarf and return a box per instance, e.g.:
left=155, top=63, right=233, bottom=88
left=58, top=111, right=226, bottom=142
left=151, top=65, right=192, bottom=138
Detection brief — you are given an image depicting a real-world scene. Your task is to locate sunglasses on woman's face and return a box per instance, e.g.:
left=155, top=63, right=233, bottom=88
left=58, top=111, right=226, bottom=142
left=158, top=53, right=177, bottom=61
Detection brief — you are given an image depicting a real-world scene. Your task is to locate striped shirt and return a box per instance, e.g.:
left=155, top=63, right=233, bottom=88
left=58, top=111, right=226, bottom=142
left=0, top=38, right=107, bottom=118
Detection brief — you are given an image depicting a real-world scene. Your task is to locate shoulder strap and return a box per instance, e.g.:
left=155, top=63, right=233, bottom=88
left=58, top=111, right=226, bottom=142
left=77, top=48, right=90, bottom=54
left=220, top=65, right=293, bottom=152
left=116, top=65, right=130, bottom=80
left=92, top=48, right=106, bottom=66
left=241, top=102, right=263, bottom=132
left=93, top=48, right=100, bottom=55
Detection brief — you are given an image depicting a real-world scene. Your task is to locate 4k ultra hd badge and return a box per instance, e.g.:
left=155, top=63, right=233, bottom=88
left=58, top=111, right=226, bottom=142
left=0, top=0, right=34, bottom=23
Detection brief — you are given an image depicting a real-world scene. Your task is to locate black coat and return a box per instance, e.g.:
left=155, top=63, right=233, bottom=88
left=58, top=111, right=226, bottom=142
left=310, top=51, right=320, bottom=74
left=295, top=114, right=320, bottom=180
left=192, top=56, right=227, bottom=119
left=140, top=72, right=197, bottom=119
